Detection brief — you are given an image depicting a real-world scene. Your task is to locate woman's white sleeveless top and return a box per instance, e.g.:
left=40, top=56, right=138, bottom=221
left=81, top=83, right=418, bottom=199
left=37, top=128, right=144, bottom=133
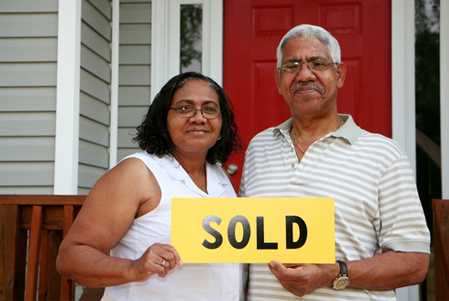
left=101, top=152, right=242, bottom=301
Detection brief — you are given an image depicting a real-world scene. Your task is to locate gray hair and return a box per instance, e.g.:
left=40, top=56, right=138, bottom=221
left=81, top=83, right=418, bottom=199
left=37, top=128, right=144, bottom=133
left=276, top=24, right=341, bottom=68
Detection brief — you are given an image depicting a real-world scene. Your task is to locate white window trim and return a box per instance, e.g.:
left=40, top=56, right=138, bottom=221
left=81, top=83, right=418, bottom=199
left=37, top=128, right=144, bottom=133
left=441, top=0, right=449, bottom=199
left=392, top=1, right=420, bottom=301
left=54, top=0, right=82, bottom=194
left=392, top=1, right=449, bottom=201
left=151, top=0, right=170, bottom=100
left=392, top=0, right=416, bottom=173
left=151, top=0, right=223, bottom=100
left=109, top=0, right=120, bottom=167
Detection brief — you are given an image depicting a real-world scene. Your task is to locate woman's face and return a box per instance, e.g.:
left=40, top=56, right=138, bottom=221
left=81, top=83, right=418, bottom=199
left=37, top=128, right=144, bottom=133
left=167, top=79, right=222, bottom=158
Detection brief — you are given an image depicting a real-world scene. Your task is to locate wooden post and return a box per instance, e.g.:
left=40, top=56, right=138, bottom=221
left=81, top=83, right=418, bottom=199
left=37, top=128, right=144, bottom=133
left=60, top=205, right=75, bottom=301
left=24, top=206, right=43, bottom=301
left=0, top=206, right=18, bottom=301
left=0, top=195, right=85, bottom=301
left=432, top=199, right=449, bottom=301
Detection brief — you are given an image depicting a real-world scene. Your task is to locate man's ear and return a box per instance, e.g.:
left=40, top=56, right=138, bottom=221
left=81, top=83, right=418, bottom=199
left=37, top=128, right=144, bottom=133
left=336, top=63, right=347, bottom=88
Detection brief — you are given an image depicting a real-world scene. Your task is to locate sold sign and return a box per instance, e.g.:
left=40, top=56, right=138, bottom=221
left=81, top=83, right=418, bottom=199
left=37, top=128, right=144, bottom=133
left=171, top=197, right=335, bottom=263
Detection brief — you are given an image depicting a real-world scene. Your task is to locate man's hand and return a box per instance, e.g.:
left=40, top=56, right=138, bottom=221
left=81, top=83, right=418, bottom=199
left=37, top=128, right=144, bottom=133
left=268, top=261, right=337, bottom=297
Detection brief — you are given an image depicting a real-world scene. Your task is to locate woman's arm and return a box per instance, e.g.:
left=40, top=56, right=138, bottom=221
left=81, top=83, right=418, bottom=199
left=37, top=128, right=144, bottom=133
left=56, top=158, right=180, bottom=287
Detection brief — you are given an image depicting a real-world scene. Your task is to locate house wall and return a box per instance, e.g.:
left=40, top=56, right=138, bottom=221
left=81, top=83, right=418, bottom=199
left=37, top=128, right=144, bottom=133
left=0, top=0, right=58, bottom=194
left=117, top=0, right=152, bottom=160
left=0, top=0, right=152, bottom=195
left=78, top=0, right=112, bottom=194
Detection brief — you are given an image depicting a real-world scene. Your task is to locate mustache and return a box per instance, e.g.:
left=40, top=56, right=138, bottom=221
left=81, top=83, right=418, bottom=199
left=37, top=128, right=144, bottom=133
left=292, top=82, right=324, bottom=95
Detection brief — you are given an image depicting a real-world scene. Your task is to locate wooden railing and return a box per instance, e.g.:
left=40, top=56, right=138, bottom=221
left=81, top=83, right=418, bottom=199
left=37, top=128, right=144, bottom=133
left=2, top=196, right=447, bottom=301
left=0, top=195, right=85, bottom=301
left=432, top=199, right=449, bottom=301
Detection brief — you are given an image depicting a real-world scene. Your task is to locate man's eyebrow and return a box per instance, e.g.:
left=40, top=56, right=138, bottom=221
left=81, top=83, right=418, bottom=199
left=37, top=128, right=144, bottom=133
left=284, top=58, right=300, bottom=63
left=307, top=56, right=330, bottom=61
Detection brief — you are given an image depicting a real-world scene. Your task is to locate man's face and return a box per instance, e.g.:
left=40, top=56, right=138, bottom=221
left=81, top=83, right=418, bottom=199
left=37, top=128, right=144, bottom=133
left=275, top=36, right=346, bottom=119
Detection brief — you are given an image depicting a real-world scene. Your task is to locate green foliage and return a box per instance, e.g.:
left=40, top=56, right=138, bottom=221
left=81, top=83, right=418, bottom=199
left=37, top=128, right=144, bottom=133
left=180, top=5, right=202, bottom=71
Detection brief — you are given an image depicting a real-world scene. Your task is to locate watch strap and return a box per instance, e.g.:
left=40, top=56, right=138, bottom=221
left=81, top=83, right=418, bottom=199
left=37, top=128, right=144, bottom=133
left=336, top=260, right=348, bottom=277
left=332, top=260, right=350, bottom=290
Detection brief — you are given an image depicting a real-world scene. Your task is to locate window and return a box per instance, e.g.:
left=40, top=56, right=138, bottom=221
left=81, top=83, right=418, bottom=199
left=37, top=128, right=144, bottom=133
left=180, top=4, right=203, bottom=73
left=151, top=0, right=223, bottom=99
left=415, top=0, right=440, bottom=300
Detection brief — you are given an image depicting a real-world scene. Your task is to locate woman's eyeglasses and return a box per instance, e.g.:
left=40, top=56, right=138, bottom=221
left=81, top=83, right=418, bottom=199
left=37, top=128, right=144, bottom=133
left=170, top=103, right=220, bottom=119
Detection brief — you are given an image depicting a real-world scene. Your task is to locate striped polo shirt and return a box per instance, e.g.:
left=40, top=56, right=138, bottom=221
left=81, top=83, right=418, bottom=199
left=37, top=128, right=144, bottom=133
left=240, top=115, right=430, bottom=301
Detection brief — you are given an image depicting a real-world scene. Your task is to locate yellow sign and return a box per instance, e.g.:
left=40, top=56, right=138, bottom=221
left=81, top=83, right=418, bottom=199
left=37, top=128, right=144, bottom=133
left=171, top=197, right=335, bottom=263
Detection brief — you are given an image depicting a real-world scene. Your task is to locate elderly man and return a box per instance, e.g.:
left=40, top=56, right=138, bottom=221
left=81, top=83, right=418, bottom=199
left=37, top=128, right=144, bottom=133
left=240, top=24, right=430, bottom=301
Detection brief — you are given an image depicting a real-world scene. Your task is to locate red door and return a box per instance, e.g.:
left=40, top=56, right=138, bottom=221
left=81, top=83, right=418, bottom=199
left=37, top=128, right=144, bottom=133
left=223, top=0, right=391, bottom=188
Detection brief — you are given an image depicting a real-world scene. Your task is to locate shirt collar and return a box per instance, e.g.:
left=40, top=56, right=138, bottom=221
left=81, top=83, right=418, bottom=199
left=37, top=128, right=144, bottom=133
left=332, top=114, right=363, bottom=144
left=160, top=155, right=228, bottom=196
left=272, top=114, right=363, bottom=144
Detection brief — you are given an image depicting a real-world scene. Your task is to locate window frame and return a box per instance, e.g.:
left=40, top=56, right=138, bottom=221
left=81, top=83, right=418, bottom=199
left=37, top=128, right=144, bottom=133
left=151, top=0, right=223, bottom=100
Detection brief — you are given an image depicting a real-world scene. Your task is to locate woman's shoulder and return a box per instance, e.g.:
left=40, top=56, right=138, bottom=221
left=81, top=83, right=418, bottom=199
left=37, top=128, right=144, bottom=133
left=121, top=151, right=171, bottom=172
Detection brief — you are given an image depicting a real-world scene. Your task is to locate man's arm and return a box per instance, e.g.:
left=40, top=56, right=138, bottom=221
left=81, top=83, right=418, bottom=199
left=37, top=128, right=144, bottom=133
left=346, top=250, right=429, bottom=289
left=269, top=250, right=429, bottom=297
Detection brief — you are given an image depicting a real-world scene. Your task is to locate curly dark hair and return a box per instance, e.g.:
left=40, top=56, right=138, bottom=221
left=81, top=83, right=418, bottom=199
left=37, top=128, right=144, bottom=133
left=134, top=72, right=241, bottom=164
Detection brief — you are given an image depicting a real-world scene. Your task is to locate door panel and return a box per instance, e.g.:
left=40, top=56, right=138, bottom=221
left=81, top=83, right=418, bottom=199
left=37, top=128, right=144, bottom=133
left=224, top=0, right=391, bottom=188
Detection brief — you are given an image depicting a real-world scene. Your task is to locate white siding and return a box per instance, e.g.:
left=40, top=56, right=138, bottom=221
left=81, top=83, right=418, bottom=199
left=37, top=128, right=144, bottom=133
left=0, top=39, right=57, bottom=62
left=0, top=137, right=55, bottom=161
left=0, top=1, right=57, bottom=12
left=0, top=14, right=58, bottom=37
left=78, top=164, right=106, bottom=189
left=0, top=162, right=54, bottom=186
left=0, top=0, right=152, bottom=192
left=0, top=88, right=56, bottom=111
left=0, top=112, right=55, bottom=136
left=118, top=0, right=152, bottom=160
left=0, top=0, right=58, bottom=193
left=78, top=0, right=112, bottom=191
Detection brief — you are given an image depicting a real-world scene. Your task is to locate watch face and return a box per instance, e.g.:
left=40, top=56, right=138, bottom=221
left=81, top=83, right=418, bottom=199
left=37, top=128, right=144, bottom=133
left=333, top=276, right=349, bottom=290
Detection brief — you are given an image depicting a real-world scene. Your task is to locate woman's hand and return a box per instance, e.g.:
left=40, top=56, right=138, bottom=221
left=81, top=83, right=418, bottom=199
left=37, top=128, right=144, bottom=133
left=129, top=243, right=182, bottom=281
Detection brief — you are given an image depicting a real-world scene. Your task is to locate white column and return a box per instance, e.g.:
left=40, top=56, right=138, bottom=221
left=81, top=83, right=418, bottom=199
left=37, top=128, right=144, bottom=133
left=392, top=0, right=416, bottom=171
left=54, top=0, right=82, bottom=194
left=392, top=1, right=420, bottom=301
left=205, top=0, right=223, bottom=84
left=109, top=0, right=120, bottom=167
left=441, top=0, right=449, bottom=199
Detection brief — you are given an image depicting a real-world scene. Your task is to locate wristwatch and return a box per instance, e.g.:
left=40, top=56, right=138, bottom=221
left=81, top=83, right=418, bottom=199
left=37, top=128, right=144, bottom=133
left=332, top=260, right=349, bottom=290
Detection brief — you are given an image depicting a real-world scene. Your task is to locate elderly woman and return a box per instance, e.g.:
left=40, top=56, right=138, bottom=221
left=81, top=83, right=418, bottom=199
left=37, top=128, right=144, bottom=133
left=57, top=72, right=242, bottom=301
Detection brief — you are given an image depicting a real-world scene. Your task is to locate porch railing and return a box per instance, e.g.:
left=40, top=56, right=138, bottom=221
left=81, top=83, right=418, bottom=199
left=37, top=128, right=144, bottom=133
left=0, top=195, right=85, bottom=301
left=1, top=196, right=448, bottom=300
